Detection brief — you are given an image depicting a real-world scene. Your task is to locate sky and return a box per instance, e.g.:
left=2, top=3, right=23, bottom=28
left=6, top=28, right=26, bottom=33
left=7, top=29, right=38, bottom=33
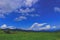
left=0, top=0, right=60, bottom=31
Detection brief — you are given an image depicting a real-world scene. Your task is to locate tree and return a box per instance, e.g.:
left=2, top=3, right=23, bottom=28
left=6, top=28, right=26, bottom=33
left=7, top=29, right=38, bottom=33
left=3, top=28, right=12, bottom=34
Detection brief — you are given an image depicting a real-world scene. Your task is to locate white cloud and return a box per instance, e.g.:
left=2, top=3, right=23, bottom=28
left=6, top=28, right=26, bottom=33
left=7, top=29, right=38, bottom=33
left=15, top=16, right=27, bottom=21
left=18, top=8, right=35, bottom=13
left=52, top=26, right=56, bottom=29
left=30, top=14, right=40, bottom=17
left=19, top=8, right=40, bottom=16
left=0, top=0, right=38, bottom=18
left=39, top=25, right=51, bottom=30
left=45, top=25, right=51, bottom=29
left=15, top=13, right=40, bottom=21
left=0, top=14, right=5, bottom=18
left=15, top=8, right=40, bottom=18
left=8, top=26, right=16, bottom=29
left=28, top=23, right=56, bottom=31
left=0, top=24, right=7, bottom=29
left=54, top=7, right=60, bottom=12
left=23, top=0, right=38, bottom=7
left=29, top=23, right=47, bottom=30
left=0, top=0, right=23, bottom=17
left=0, top=24, right=16, bottom=29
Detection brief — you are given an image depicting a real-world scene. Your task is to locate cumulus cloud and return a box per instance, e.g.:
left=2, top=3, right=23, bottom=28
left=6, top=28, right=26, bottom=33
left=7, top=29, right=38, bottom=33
left=54, top=7, right=60, bottom=12
left=39, top=25, right=51, bottom=30
left=0, top=24, right=16, bottom=29
left=15, top=16, right=27, bottom=21
left=29, top=23, right=47, bottom=30
left=28, top=23, right=56, bottom=31
left=0, top=24, right=7, bottom=29
left=0, top=0, right=38, bottom=18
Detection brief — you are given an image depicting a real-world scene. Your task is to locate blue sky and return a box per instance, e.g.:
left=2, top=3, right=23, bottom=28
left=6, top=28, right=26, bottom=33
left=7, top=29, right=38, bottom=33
left=0, top=0, right=60, bottom=31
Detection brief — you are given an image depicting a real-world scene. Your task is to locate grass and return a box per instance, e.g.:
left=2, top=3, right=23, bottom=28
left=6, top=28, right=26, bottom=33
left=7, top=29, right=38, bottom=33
left=0, top=30, right=60, bottom=40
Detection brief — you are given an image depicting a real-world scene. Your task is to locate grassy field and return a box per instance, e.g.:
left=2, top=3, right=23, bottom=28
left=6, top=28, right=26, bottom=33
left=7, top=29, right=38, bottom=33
left=0, top=31, right=60, bottom=40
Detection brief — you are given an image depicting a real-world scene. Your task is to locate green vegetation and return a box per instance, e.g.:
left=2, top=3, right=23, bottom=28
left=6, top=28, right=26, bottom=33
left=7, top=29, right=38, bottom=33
left=0, top=30, right=60, bottom=40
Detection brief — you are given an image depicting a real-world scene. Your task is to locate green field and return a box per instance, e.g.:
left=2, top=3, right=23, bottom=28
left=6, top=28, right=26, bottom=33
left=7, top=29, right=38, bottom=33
left=0, top=31, right=60, bottom=40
